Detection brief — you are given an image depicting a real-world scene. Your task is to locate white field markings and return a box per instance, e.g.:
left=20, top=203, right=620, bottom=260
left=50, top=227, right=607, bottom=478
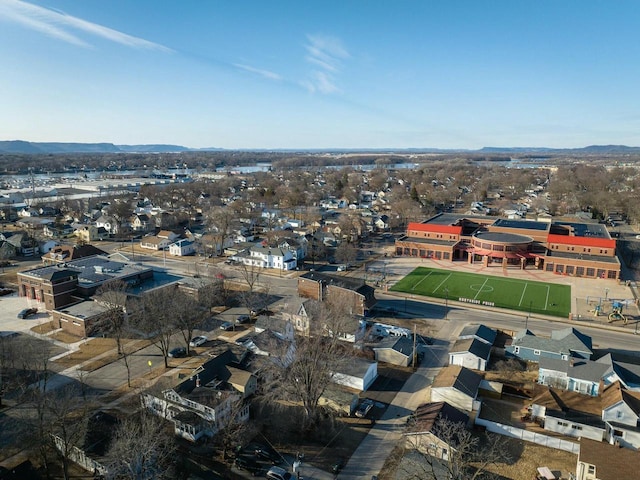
left=518, top=282, right=528, bottom=307
left=432, top=273, right=452, bottom=294
left=411, top=270, right=434, bottom=291
left=544, top=285, right=550, bottom=310
left=473, top=277, right=490, bottom=300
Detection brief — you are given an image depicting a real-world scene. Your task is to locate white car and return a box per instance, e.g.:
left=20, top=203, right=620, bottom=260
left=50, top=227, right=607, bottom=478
left=189, top=335, right=208, bottom=347
left=266, top=466, right=292, bottom=480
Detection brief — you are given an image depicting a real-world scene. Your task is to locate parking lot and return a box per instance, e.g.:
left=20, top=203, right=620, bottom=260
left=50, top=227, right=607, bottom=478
left=0, top=292, right=50, bottom=336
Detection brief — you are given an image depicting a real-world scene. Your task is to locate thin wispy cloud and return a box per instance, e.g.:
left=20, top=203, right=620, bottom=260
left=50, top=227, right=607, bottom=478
left=304, top=34, right=349, bottom=94
left=233, top=63, right=282, bottom=81
left=0, top=0, right=172, bottom=52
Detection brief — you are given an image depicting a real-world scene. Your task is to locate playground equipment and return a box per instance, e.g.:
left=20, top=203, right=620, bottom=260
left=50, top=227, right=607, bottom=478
left=608, top=301, right=628, bottom=324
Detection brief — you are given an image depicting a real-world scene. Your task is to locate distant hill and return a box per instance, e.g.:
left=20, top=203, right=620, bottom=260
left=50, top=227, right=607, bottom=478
left=0, top=141, right=193, bottom=154
left=480, top=145, right=640, bottom=154
left=1, top=140, right=639, bottom=155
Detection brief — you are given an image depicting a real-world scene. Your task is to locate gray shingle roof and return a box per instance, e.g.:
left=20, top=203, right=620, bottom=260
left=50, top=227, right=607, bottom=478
left=450, top=338, right=491, bottom=360
left=459, top=324, right=497, bottom=345
left=512, top=327, right=592, bottom=356
left=539, top=357, right=609, bottom=383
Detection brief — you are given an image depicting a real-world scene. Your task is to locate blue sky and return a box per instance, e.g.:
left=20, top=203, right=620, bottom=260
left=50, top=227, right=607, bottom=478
left=1, top=0, right=639, bottom=149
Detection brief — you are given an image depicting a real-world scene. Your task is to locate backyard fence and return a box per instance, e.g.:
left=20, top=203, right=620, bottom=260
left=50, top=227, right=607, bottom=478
left=475, top=415, right=580, bottom=454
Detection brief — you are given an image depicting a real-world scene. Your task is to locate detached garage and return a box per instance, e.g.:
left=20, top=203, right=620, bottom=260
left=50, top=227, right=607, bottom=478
left=332, top=358, right=378, bottom=392
left=449, top=338, right=491, bottom=371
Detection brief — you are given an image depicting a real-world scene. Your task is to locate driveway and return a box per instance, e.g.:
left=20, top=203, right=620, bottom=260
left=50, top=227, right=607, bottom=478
left=337, top=320, right=461, bottom=479
left=0, top=293, right=49, bottom=335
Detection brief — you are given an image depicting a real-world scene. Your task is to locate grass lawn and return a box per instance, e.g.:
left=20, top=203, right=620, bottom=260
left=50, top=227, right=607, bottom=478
left=390, top=267, right=571, bottom=317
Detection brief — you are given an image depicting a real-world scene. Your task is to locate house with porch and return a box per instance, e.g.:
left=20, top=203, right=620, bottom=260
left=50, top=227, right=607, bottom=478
left=538, top=357, right=609, bottom=396
left=141, top=349, right=252, bottom=442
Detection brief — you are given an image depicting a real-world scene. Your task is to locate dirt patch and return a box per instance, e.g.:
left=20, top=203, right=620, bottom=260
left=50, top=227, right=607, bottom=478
left=484, top=441, right=577, bottom=480
left=31, top=321, right=57, bottom=334
left=49, top=329, right=83, bottom=344
left=77, top=338, right=151, bottom=372
left=384, top=437, right=577, bottom=480
left=52, top=338, right=118, bottom=369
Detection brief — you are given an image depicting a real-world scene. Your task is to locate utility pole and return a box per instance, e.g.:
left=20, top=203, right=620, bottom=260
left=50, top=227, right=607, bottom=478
left=412, top=324, right=418, bottom=368
left=526, top=301, right=532, bottom=330
left=444, top=286, right=449, bottom=320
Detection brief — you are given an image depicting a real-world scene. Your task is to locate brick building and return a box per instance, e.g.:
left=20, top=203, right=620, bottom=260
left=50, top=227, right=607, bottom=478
left=395, top=213, right=620, bottom=280
left=297, top=272, right=377, bottom=316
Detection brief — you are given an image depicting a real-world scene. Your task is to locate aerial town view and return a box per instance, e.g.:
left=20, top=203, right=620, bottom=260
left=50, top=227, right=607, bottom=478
left=2, top=2, right=640, bottom=480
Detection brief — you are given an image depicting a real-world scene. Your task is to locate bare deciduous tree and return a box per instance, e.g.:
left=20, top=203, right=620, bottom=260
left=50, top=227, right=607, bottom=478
left=103, top=410, right=176, bottom=480
left=401, top=417, right=512, bottom=480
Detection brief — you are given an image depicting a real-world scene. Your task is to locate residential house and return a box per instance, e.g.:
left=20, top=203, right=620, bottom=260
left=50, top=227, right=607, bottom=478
left=43, top=223, right=75, bottom=239
left=278, top=297, right=312, bottom=336
left=95, top=215, right=119, bottom=235
left=141, top=349, right=252, bottom=442
left=230, top=245, right=297, bottom=271
left=505, top=327, right=592, bottom=362
left=532, top=379, right=640, bottom=449
left=278, top=236, right=308, bottom=262
left=597, top=353, right=640, bottom=392
left=576, top=437, right=640, bottom=480
left=5, top=232, right=39, bottom=256
left=331, top=358, right=378, bottom=392
left=243, top=329, right=296, bottom=367
left=430, top=365, right=482, bottom=413
left=131, top=213, right=151, bottom=232
left=298, top=272, right=376, bottom=316
left=448, top=338, right=491, bottom=371
left=374, top=215, right=390, bottom=231
left=169, top=239, right=196, bottom=256
left=42, top=244, right=108, bottom=266
left=458, top=324, right=497, bottom=345
left=404, top=402, right=470, bottom=461
left=538, top=357, right=609, bottom=396
left=157, top=230, right=180, bottom=242
left=372, top=336, right=415, bottom=367
left=254, top=316, right=295, bottom=341
left=139, top=234, right=174, bottom=251
left=72, top=224, right=100, bottom=243
left=600, top=381, right=640, bottom=449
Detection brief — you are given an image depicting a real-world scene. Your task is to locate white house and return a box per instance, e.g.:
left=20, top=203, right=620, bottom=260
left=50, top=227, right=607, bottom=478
left=141, top=349, right=251, bottom=442
left=169, top=239, right=196, bottom=256
left=448, top=338, right=491, bottom=371
left=140, top=235, right=173, bottom=251
left=230, top=245, right=297, bottom=271
left=430, top=366, right=482, bottom=413
left=331, top=358, right=378, bottom=392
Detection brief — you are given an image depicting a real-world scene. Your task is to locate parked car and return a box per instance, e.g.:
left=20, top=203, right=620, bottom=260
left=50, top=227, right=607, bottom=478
left=235, top=456, right=262, bottom=476
left=0, top=288, right=14, bottom=296
left=355, top=399, right=374, bottom=418
left=17, top=307, right=37, bottom=319
left=236, top=314, right=251, bottom=324
left=255, top=445, right=280, bottom=464
left=189, top=335, right=208, bottom=347
left=265, top=466, right=292, bottom=480
left=168, top=347, right=187, bottom=358
left=220, top=321, right=234, bottom=331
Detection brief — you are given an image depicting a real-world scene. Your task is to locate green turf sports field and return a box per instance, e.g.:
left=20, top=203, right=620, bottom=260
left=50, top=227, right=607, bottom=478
left=390, top=267, right=571, bottom=317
